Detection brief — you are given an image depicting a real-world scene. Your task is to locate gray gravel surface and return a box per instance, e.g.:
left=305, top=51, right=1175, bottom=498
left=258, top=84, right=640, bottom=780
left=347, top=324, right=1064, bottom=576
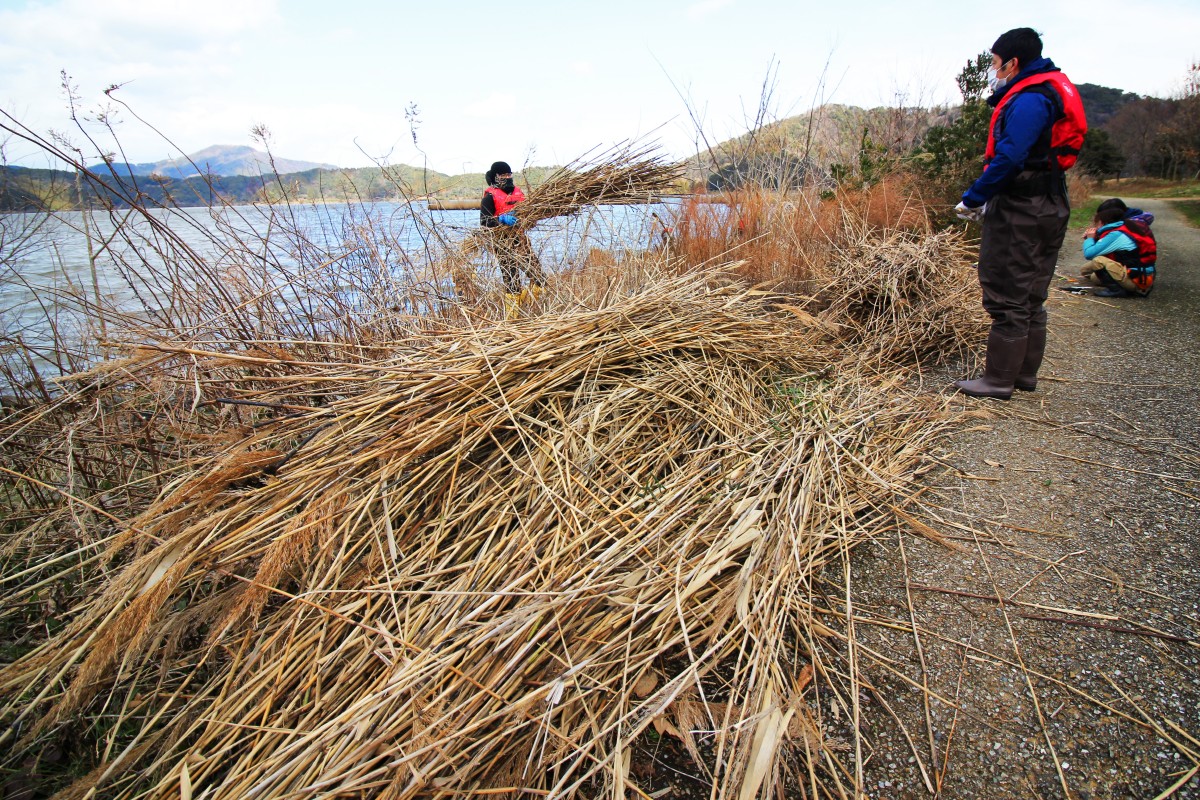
left=851, top=197, right=1200, bottom=799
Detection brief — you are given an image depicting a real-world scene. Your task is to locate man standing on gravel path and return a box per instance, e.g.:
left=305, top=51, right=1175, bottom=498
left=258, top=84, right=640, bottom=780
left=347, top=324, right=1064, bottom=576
left=954, top=27, right=1087, bottom=400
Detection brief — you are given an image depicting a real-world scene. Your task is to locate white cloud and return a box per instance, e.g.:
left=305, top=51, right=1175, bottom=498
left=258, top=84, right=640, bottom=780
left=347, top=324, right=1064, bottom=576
left=570, top=61, right=595, bottom=76
left=0, top=0, right=284, bottom=164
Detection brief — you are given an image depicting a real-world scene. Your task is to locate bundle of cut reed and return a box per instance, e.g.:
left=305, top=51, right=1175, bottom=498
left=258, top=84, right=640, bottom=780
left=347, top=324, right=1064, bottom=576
left=507, top=141, right=684, bottom=228
left=0, top=268, right=954, bottom=799
left=446, top=141, right=681, bottom=301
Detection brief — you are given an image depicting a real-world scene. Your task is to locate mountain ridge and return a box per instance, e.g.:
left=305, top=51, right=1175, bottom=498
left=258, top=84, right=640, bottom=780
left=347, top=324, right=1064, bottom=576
left=92, top=144, right=338, bottom=180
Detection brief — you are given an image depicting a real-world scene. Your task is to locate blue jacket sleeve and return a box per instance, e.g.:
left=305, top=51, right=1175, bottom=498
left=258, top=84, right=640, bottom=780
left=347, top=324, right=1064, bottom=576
left=1082, top=230, right=1136, bottom=260
left=962, top=92, right=1056, bottom=208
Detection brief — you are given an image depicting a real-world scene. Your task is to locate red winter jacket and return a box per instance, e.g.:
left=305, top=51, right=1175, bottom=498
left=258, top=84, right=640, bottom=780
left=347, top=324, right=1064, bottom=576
left=480, top=185, right=526, bottom=227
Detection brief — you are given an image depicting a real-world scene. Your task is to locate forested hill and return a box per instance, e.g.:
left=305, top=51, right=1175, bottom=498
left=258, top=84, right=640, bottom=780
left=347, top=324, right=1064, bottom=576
left=0, top=163, right=467, bottom=212
left=1075, top=83, right=1143, bottom=127
left=0, top=160, right=569, bottom=212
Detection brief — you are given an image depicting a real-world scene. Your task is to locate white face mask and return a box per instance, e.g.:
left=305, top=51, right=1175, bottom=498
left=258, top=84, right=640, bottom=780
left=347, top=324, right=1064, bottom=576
left=987, top=60, right=1014, bottom=93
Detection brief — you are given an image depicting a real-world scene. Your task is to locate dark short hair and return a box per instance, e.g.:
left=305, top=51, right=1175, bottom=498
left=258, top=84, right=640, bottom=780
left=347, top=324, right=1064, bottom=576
left=991, top=28, right=1043, bottom=68
left=1095, top=200, right=1128, bottom=225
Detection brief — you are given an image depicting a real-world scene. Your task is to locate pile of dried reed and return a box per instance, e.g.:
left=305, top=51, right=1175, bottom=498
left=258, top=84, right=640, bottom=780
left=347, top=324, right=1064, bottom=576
left=0, top=265, right=957, bottom=799
left=816, top=225, right=986, bottom=367
left=0, top=122, right=995, bottom=797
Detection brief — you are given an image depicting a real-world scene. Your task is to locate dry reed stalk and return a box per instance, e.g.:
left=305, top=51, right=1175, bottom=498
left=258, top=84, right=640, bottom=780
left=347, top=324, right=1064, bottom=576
left=1, top=266, right=957, bottom=799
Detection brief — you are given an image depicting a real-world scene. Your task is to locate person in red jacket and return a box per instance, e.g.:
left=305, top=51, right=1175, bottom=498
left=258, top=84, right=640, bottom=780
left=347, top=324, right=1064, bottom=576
left=480, top=160, right=544, bottom=317
left=953, top=28, right=1087, bottom=399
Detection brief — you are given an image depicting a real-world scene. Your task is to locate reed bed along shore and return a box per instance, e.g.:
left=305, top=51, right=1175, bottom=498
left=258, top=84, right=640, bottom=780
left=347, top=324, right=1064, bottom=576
left=1, top=153, right=989, bottom=798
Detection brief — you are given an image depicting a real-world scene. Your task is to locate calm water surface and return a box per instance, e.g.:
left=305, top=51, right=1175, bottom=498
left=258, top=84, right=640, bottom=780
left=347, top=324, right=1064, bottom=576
left=0, top=199, right=677, bottom=345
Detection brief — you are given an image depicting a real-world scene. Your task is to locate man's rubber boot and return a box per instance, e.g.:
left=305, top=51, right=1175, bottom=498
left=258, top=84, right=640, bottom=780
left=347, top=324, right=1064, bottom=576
left=955, top=332, right=1027, bottom=400
left=1014, top=325, right=1046, bottom=392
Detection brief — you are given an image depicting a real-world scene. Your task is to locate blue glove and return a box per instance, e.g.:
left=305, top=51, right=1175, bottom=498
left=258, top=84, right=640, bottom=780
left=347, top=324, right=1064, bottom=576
left=498, top=212, right=518, bottom=226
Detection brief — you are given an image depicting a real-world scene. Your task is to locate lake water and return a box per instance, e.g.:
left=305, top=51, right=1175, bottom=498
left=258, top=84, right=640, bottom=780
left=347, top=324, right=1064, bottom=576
left=0, top=198, right=679, bottom=349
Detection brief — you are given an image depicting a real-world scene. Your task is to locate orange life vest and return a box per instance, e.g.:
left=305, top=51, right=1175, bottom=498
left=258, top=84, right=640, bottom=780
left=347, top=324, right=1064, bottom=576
left=485, top=185, right=525, bottom=216
left=985, top=71, right=1087, bottom=172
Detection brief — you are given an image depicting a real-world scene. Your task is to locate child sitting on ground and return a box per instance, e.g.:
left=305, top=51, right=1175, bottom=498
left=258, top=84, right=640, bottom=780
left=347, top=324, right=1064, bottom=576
left=1080, top=198, right=1157, bottom=297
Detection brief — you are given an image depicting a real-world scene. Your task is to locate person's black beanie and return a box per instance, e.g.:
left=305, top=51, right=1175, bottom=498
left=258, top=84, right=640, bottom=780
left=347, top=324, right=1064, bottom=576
left=486, top=161, right=512, bottom=186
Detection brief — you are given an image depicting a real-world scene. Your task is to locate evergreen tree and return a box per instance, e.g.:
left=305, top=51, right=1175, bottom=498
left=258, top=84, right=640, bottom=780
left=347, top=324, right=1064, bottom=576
left=1077, top=129, right=1126, bottom=181
left=914, top=53, right=992, bottom=203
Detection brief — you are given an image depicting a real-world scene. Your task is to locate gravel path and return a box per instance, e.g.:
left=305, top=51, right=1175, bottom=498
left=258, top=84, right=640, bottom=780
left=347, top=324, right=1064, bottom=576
left=852, top=197, right=1200, bottom=799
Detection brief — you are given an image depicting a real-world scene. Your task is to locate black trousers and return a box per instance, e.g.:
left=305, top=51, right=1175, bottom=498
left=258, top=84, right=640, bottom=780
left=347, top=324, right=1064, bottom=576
left=490, top=228, right=545, bottom=294
left=977, top=191, right=1070, bottom=340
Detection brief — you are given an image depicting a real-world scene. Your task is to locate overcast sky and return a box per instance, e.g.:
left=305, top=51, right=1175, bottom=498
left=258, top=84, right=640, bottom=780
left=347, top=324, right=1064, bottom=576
left=1, top=0, right=1197, bottom=176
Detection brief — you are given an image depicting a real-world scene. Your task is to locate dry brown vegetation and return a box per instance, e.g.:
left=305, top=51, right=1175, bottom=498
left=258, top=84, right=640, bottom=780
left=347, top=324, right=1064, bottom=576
left=665, top=176, right=934, bottom=289
left=0, top=148, right=996, bottom=799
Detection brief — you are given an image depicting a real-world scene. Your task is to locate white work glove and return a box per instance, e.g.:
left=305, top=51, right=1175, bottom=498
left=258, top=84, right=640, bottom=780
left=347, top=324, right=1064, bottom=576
left=954, top=201, right=984, bottom=222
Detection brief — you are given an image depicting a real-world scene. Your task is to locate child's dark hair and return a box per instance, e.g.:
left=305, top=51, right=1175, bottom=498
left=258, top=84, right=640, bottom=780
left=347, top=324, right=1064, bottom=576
left=1095, top=198, right=1128, bottom=225
left=991, top=28, right=1043, bottom=68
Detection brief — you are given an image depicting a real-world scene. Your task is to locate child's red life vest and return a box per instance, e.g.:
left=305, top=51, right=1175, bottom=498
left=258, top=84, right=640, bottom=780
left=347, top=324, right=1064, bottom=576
left=985, top=71, right=1087, bottom=172
left=1108, top=218, right=1157, bottom=269
left=485, top=185, right=525, bottom=216
left=1107, top=217, right=1157, bottom=294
